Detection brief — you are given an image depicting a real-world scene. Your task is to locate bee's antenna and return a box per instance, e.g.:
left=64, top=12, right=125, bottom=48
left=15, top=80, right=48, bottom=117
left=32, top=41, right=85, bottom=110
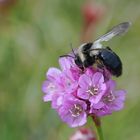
left=59, top=54, right=75, bottom=58
left=70, top=43, right=76, bottom=57
left=59, top=43, right=76, bottom=59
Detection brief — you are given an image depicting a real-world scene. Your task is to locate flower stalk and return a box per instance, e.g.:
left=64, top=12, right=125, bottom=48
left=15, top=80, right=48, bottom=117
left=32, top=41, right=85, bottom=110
left=92, top=115, right=104, bottom=140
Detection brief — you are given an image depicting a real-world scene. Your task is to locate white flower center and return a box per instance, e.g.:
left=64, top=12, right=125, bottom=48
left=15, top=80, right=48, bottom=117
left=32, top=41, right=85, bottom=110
left=87, top=86, right=99, bottom=96
left=103, top=91, right=115, bottom=103
left=69, top=104, right=83, bottom=117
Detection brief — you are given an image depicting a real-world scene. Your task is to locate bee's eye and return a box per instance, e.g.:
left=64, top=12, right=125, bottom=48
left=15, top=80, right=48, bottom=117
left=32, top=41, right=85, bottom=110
left=75, top=56, right=83, bottom=67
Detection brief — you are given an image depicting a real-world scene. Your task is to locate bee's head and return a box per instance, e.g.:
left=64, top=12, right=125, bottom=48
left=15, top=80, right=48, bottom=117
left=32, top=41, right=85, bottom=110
left=74, top=55, right=84, bottom=69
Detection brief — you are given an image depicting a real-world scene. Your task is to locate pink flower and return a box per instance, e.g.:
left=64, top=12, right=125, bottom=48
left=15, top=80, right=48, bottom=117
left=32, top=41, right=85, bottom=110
left=42, top=68, right=61, bottom=102
left=51, top=93, right=64, bottom=109
left=58, top=94, right=87, bottom=127
left=42, top=80, right=57, bottom=102
left=77, top=72, right=106, bottom=104
left=42, top=63, right=79, bottom=102
left=82, top=1, right=105, bottom=26
left=90, top=80, right=126, bottom=116
left=80, top=0, right=106, bottom=43
left=103, top=80, right=126, bottom=112
left=70, top=128, right=96, bottom=140
left=60, top=70, right=79, bottom=93
left=59, top=56, right=77, bottom=71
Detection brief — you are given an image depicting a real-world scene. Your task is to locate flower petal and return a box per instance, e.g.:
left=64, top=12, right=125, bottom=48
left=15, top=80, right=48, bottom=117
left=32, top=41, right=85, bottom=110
left=43, top=93, right=53, bottom=102
left=106, top=80, right=116, bottom=91
left=42, top=81, right=56, bottom=102
left=114, top=90, right=126, bottom=101
left=47, top=67, right=61, bottom=81
left=51, top=94, right=64, bottom=109
left=59, top=57, right=74, bottom=70
left=92, top=72, right=104, bottom=85
left=70, top=113, right=87, bottom=127
left=77, top=88, right=89, bottom=100
left=79, top=74, right=91, bottom=88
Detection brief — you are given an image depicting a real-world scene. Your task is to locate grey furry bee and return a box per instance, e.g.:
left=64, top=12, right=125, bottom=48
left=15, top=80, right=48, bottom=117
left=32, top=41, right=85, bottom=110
left=61, top=22, right=131, bottom=77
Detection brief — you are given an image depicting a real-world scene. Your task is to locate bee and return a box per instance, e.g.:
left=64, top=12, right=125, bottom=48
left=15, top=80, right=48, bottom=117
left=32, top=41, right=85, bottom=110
left=61, top=22, right=131, bottom=77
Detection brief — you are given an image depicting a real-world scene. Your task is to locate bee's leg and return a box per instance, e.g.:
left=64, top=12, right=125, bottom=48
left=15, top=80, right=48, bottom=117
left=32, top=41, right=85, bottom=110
left=95, top=59, right=111, bottom=81
left=95, top=58, right=105, bottom=69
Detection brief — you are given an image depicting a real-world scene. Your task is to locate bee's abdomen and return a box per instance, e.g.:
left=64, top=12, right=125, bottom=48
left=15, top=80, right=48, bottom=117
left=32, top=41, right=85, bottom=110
left=98, top=49, right=122, bottom=77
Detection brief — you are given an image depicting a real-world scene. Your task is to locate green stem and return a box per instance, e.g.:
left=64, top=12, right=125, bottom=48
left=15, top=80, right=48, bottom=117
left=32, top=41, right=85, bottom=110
left=92, top=115, right=104, bottom=140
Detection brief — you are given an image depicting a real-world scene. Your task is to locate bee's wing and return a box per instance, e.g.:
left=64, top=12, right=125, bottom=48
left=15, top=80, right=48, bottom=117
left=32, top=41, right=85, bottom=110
left=93, top=22, right=131, bottom=46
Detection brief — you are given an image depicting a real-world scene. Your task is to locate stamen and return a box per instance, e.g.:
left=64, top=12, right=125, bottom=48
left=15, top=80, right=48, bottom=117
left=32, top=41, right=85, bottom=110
left=86, top=86, right=99, bottom=96
left=103, top=91, right=115, bottom=103
left=69, top=104, right=83, bottom=117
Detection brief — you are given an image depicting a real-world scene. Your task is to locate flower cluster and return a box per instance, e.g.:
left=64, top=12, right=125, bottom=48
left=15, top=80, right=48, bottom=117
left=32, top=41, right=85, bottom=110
left=42, top=56, right=126, bottom=127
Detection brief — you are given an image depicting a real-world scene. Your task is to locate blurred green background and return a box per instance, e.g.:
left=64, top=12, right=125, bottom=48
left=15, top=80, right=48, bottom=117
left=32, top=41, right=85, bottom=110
left=0, top=0, right=140, bottom=140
